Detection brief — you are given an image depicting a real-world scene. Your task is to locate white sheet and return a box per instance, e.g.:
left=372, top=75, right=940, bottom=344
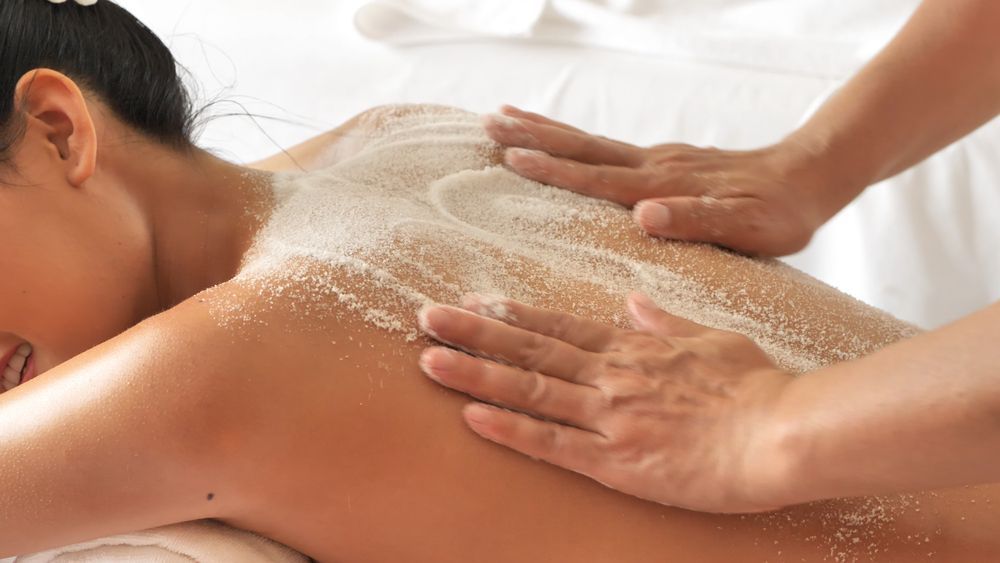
left=354, top=0, right=547, bottom=44
left=355, top=0, right=917, bottom=78
left=1, top=521, right=306, bottom=563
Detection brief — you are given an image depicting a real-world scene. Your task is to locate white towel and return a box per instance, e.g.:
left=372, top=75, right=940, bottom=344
left=354, top=0, right=547, bottom=44
left=352, top=0, right=920, bottom=78
left=3, top=521, right=308, bottom=563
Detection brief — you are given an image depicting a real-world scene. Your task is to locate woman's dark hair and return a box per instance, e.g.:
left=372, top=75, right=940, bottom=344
left=0, top=0, right=195, bottom=160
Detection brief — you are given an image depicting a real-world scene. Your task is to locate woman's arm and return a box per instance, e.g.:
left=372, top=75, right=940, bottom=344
left=768, top=300, right=1000, bottom=506
left=0, top=298, right=241, bottom=556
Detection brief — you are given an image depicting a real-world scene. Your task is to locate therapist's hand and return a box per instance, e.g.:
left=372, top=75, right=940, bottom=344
left=418, top=293, right=797, bottom=514
left=483, top=106, right=834, bottom=257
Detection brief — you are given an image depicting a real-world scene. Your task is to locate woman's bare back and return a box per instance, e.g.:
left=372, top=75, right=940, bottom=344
left=192, top=106, right=1000, bottom=562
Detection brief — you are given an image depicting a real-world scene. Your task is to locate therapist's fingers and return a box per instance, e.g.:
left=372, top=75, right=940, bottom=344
left=505, top=150, right=677, bottom=206
left=462, top=402, right=607, bottom=477
left=460, top=293, right=704, bottom=343
left=420, top=347, right=603, bottom=431
left=499, top=105, right=587, bottom=134
left=459, top=294, right=619, bottom=353
left=419, top=305, right=598, bottom=384
left=484, top=114, right=641, bottom=168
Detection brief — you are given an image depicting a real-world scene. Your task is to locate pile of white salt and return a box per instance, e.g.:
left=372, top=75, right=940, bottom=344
left=227, top=104, right=915, bottom=373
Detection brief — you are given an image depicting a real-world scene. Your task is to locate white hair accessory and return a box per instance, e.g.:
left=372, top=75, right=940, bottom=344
left=47, top=0, right=99, bottom=5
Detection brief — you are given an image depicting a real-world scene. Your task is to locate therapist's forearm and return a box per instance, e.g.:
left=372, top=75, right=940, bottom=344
left=780, top=0, right=1000, bottom=221
left=763, top=301, right=1000, bottom=506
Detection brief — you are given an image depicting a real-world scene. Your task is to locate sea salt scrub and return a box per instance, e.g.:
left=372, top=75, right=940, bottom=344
left=226, top=104, right=917, bottom=372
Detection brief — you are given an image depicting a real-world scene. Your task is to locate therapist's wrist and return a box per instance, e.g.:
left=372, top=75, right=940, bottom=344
left=769, top=132, right=872, bottom=228
left=742, top=369, right=835, bottom=510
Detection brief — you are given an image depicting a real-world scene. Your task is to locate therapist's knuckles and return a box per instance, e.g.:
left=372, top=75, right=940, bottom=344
left=502, top=331, right=559, bottom=370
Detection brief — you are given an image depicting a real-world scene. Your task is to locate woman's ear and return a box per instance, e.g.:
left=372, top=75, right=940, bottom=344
left=13, top=69, right=98, bottom=187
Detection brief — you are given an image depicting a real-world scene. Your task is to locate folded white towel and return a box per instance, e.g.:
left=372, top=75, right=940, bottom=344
left=354, top=0, right=547, bottom=44
left=352, top=0, right=921, bottom=78
left=4, top=521, right=308, bottom=563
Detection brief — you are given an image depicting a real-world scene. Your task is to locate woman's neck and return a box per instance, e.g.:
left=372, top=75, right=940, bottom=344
left=108, top=140, right=274, bottom=315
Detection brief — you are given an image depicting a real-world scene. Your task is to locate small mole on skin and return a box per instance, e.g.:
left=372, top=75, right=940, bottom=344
left=207, top=493, right=215, bottom=501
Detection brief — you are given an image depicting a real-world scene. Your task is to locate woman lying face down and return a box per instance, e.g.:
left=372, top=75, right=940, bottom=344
left=3, top=1, right=1000, bottom=562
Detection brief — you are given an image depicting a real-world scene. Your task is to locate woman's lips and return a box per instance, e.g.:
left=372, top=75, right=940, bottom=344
left=0, top=348, right=17, bottom=379
left=2, top=344, right=31, bottom=391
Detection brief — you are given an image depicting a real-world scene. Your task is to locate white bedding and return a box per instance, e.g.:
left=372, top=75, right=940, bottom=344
left=22, top=0, right=998, bottom=559
left=0, top=521, right=306, bottom=563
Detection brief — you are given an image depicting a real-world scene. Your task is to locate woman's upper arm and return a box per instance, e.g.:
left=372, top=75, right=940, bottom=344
left=0, top=297, right=248, bottom=556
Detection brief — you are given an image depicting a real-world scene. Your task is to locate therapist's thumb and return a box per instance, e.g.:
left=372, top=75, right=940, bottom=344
left=633, top=196, right=735, bottom=241
left=633, top=196, right=794, bottom=256
left=633, top=196, right=773, bottom=254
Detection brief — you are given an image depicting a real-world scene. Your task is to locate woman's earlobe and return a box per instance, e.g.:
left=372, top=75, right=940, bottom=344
left=64, top=113, right=98, bottom=187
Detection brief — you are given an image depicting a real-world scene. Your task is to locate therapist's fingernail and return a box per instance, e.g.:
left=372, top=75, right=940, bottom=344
left=484, top=113, right=520, bottom=130
left=506, top=148, right=547, bottom=174
left=463, top=403, right=498, bottom=428
left=508, top=147, right=545, bottom=159
left=484, top=114, right=537, bottom=145
left=418, top=305, right=454, bottom=338
left=634, top=201, right=671, bottom=232
left=420, top=347, right=458, bottom=381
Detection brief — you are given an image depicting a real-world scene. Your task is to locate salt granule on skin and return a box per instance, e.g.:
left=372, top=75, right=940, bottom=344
left=461, top=294, right=516, bottom=323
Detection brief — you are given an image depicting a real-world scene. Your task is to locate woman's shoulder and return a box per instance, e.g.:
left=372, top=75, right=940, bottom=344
left=115, top=282, right=310, bottom=399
